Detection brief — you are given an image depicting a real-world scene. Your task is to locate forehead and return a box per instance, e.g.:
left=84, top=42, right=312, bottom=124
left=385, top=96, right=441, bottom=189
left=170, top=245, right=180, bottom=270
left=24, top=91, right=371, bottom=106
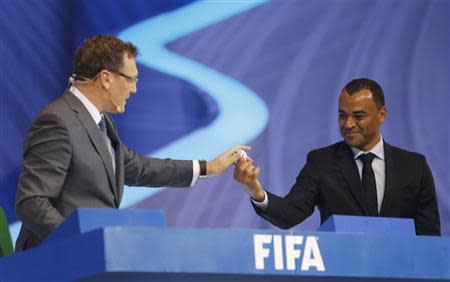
left=121, top=53, right=138, bottom=74
left=339, top=89, right=377, bottom=110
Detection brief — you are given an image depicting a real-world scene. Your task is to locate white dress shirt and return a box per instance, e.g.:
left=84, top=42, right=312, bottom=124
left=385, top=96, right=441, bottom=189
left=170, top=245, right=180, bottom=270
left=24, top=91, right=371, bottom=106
left=351, top=137, right=385, bottom=213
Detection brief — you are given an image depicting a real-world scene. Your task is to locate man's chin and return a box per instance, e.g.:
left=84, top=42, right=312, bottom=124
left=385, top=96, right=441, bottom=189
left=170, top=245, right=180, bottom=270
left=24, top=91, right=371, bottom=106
left=111, top=104, right=126, bottom=113
left=343, top=137, right=361, bottom=149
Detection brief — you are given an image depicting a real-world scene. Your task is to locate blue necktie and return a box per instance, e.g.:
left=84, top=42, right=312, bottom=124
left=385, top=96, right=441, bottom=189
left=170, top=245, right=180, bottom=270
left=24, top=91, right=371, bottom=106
left=99, top=116, right=116, bottom=174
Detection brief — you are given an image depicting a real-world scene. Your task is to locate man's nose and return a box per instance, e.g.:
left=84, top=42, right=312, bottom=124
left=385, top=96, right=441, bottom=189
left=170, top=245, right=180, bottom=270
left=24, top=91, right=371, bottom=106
left=130, top=83, right=137, bottom=94
left=344, top=117, right=356, bottom=128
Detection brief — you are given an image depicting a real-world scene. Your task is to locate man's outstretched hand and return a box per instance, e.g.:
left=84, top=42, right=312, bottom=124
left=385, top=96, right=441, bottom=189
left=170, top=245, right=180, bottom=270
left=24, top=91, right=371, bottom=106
left=206, top=145, right=251, bottom=176
left=233, top=155, right=265, bottom=202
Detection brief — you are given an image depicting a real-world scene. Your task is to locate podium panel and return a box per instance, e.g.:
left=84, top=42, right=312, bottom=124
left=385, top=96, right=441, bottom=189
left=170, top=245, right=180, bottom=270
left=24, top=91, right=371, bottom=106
left=0, top=209, right=448, bottom=282
left=318, top=215, right=415, bottom=235
left=45, top=208, right=166, bottom=242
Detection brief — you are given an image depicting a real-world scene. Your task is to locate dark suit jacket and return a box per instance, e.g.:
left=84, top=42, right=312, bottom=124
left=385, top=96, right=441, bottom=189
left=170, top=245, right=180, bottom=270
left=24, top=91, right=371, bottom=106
left=15, top=91, right=194, bottom=251
left=254, top=141, right=441, bottom=235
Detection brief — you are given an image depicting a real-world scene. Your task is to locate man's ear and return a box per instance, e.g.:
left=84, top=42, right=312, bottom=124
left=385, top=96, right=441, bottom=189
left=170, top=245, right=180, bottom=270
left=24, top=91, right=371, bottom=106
left=99, top=70, right=111, bottom=90
left=379, top=106, right=387, bottom=124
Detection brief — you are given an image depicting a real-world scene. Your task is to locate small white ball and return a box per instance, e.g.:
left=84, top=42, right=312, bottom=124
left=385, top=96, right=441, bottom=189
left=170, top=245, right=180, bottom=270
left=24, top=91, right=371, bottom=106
left=236, top=149, right=248, bottom=159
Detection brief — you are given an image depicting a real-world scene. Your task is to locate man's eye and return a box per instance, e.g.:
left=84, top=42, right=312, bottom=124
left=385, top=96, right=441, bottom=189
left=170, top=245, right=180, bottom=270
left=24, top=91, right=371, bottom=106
left=354, top=115, right=365, bottom=120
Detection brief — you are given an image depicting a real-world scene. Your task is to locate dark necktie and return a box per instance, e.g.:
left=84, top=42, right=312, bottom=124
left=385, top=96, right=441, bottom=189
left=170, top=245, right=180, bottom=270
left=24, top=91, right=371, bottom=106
left=99, top=116, right=116, bottom=174
left=359, top=153, right=378, bottom=216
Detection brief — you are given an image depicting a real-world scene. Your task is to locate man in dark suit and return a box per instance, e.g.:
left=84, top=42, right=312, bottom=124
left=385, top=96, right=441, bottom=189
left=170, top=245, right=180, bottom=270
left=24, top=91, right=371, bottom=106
left=15, top=35, right=249, bottom=251
left=234, top=78, right=440, bottom=235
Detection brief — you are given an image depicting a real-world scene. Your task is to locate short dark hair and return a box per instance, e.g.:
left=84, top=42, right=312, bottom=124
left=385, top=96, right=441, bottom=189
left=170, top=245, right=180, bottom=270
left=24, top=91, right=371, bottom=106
left=73, top=34, right=139, bottom=79
left=342, top=78, right=385, bottom=107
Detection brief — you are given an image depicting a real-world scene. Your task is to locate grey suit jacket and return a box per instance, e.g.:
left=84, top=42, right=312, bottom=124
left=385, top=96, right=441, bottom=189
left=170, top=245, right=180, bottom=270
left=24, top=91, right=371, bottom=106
left=15, top=91, right=193, bottom=251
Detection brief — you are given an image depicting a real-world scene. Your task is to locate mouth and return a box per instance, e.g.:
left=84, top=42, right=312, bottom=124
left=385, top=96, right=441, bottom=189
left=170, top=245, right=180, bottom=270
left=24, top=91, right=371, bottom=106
left=343, top=131, right=360, bottom=136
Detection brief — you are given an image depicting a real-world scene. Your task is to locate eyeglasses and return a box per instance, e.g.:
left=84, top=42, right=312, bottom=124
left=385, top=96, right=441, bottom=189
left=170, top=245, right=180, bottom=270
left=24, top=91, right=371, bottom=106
left=109, top=70, right=138, bottom=84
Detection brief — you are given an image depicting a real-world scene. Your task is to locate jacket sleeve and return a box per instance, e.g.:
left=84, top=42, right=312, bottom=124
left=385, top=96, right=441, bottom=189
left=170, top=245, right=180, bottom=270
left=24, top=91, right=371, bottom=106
left=414, top=157, right=441, bottom=235
left=122, top=144, right=194, bottom=188
left=15, top=113, right=70, bottom=240
left=252, top=152, right=319, bottom=229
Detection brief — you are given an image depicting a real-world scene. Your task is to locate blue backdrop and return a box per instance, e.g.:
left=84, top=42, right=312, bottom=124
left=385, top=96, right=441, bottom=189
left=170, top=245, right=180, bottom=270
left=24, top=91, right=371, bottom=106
left=0, top=0, right=448, bottom=241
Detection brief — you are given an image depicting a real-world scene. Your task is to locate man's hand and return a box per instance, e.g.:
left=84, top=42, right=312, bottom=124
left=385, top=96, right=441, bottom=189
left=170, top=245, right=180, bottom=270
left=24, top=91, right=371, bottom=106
left=233, top=157, right=265, bottom=202
left=206, top=145, right=251, bottom=176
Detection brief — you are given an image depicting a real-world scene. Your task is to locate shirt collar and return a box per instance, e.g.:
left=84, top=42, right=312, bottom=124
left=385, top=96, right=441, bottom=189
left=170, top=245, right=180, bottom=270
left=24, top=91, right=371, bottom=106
left=70, top=85, right=102, bottom=125
left=351, top=136, right=385, bottom=160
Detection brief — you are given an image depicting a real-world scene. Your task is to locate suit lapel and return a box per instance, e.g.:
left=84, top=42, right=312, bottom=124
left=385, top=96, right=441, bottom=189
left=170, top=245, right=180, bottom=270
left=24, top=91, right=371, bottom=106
left=379, top=142, right=396, bottom=215
left=336, top=142, right=368, bottom=215
left=63, top=92, right=118, bottom=198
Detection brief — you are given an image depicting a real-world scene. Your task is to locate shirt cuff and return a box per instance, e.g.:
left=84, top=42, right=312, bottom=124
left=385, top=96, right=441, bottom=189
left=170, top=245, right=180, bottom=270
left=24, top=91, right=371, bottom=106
left=190, top=160, right=200, bottom=187
left=250, top=190, right=268, bottom=210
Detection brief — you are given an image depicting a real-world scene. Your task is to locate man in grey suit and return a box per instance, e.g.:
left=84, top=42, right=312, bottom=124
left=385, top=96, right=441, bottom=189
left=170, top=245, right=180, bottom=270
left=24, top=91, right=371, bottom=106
left=15, top=35, right=249, bottom=251
left=234, top=78, right=440, bottom=235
